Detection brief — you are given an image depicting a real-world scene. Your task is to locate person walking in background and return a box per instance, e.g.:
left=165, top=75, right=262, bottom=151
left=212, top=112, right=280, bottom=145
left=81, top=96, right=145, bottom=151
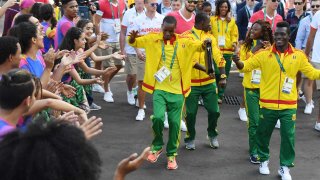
left=210, top=0, right=238, bottom=104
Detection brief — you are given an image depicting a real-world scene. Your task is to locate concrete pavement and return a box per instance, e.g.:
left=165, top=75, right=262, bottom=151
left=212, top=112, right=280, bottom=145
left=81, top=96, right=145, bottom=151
left=91, top=71, right=320, bottom=180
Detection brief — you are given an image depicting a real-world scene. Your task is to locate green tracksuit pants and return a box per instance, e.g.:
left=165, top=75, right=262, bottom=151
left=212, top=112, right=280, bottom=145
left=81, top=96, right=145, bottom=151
left=244, top=88, right=260, bottom=156
left=151, top=90, right=184, bottom=157
left=257, top=108, right=296, bottom=167
left=214, top=54, right=232, bottom=99
left=185, top=83, right=220, bottom=142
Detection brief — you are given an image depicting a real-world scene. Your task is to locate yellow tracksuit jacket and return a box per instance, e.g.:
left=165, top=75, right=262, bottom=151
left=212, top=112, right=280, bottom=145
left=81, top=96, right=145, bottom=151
left=128, top=32, right=204, bottom=97
left=242, top=44, right=320, bottom=110
left=210, top=16, right=238, bottom=55
left=240, top=44, right=260, bottom=89
left=183, top=27, right=226, bottom=86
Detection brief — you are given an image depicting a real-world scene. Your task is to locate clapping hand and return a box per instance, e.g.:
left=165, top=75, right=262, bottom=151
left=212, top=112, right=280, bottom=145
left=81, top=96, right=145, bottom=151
left=80, top=116, right=103, bottom=140
left=114, top=147, right=151, bottom=180
left=44, top=48, right=56, bottom=69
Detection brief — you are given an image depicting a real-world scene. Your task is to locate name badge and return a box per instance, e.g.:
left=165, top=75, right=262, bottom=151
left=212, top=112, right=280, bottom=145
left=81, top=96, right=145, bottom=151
left=114, top=22, right=121, bottom=33
left=218, top=36, right=226, bottom=47
left=282, top=77, right=294, bottom=94
left=154, top=66, right=171, bottom=83
left=251, top=69, right=261, bottom=84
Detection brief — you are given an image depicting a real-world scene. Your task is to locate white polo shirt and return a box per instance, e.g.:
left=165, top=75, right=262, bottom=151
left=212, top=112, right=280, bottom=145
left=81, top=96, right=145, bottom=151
left=132, top=12, right=165, bottom=52
left=121, top=7, right=145, bottom=54
left=311, top=11, right=320, bottom=63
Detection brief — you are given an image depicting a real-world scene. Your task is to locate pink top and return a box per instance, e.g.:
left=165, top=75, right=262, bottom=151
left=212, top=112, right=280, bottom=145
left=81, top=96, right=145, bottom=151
left=99, top=0, right=126, bottom=19
left=248, top=9, right=283, bottom=32
left=167, top=10, right=195, bottom=34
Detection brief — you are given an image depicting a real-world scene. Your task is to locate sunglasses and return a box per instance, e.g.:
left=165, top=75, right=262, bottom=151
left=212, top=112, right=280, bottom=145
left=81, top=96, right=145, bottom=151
left=187, top=0, right=198, bottom=4
left=271, top=0, right=281, bottom=2
left=149, top=3, right=158, bottom=7
left=294, top=2, right=303, bottom=5
left=311, top=5, right=320, bottom=8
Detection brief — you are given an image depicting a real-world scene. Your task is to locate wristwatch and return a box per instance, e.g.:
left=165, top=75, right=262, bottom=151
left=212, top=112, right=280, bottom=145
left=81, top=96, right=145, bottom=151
left=220, top=74, right=227, bottom=79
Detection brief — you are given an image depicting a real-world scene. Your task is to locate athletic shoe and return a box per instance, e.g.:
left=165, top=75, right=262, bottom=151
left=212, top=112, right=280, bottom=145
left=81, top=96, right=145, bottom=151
left=259, top=160, right=270, bottom=175
left=238, top=108, right=248, bottom=122
left=103, top=92, right=114, bottom=103
left=147, top=149, right=163, bottom=163
left=90, top=103, right=101, bottom=111
left=127, top=91, right=135, bottom=105
left=250, top=154, right=260, bottom=164
left=92, top=84, right=105, bottom=93
left=198, top=97, right=204, bottom=106
left=239, top=73, right=244, bottom=77
left=278, top=166, right=292, bottom=180
left=181, top=120, right=187, bottom=132
left=275, top=119, right=280, bottom=129
left=135, top=99, right=146, bottom=109
left=304, top=102, right=314, bottom=114
left=315, top=122, right=320, bottom=132
left=218, top=98, right=222, bottom=104
left=298, top=90, right=304, bottom=100
left=164, top=112, right=169, bottom=129
left=135, top=109, right=145, bottom=121
left=185, top=140, right=195, bottom=150
left=207, top=135, right=219, bottom=148
left=167, top=156, right=178, bottom=170
left=79, top=103, right=90, bottom=114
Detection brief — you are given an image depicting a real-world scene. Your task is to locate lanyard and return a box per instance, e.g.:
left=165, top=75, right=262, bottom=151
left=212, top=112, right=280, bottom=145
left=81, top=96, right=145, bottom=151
left=161, top=41, right=178, bottom=70
left=110, top=2, right=120, bottom=19
left=263, top=8, right=275, bottom=29
left=217, top=18, right=228, bottom=34
left=191, top=30, right=200, bottom=40
left=274, top=53, right=286, bottom=73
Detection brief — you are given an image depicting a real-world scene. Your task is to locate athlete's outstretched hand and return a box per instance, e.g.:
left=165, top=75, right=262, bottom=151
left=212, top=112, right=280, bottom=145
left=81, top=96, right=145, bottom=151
left=128, top=30, right=140, bottom=44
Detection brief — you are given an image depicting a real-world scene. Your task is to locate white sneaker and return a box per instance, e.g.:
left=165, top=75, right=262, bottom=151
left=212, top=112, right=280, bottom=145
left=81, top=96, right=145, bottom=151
left=127, top=91, right=135, bottom=105
left=239, top=73, right=244, bottom=77
left=275, top=119, right=280, bottom=129
left=238, top=108, right=248, bottom=122
left=315, top=122, right=320, bottom=132
left=259, top=160, right=270, bottom=175
left=136, top=109, right=145, bottom=121
left=135, top=99, right=146, bottom=109
left=92, top=84, right=105, bottom=93
left=164, top=112, right=169, bottom=129
left=180, top=120, right=187, bottom=132
left=103, top=92, right=114, bottom=103
left=278, top=166, right=292, bottom=180
left=304, top=102, right=314, bottom=115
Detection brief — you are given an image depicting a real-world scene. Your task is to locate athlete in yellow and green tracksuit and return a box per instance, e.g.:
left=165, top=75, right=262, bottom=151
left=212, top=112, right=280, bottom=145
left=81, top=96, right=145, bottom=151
left=234, top=43, right=320, bottom=168
left=210, top=15, right=238, bottom=101
left=128, top=21, right=207, bottom=169
left=239, top=44, right=261, bottom=161
left=183, top=21, right=226, bottom=148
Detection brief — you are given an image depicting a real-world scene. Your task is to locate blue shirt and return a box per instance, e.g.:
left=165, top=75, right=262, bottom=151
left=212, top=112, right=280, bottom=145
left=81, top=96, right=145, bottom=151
left=19, top=52, right=46, bottom=78
left=295, top=14, right=313, bottom=49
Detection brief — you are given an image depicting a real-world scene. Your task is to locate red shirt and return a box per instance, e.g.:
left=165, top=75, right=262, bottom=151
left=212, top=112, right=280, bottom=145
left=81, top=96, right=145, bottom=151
left=249, top=9, right=283, bottom=32
left=99, top=0, right=126, bottom=19
left=167, top=10, right=195, bottom=34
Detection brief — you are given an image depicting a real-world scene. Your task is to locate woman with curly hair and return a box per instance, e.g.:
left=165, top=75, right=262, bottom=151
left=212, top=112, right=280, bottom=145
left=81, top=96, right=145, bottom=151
left=239, top=20, right=273, bottom=164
